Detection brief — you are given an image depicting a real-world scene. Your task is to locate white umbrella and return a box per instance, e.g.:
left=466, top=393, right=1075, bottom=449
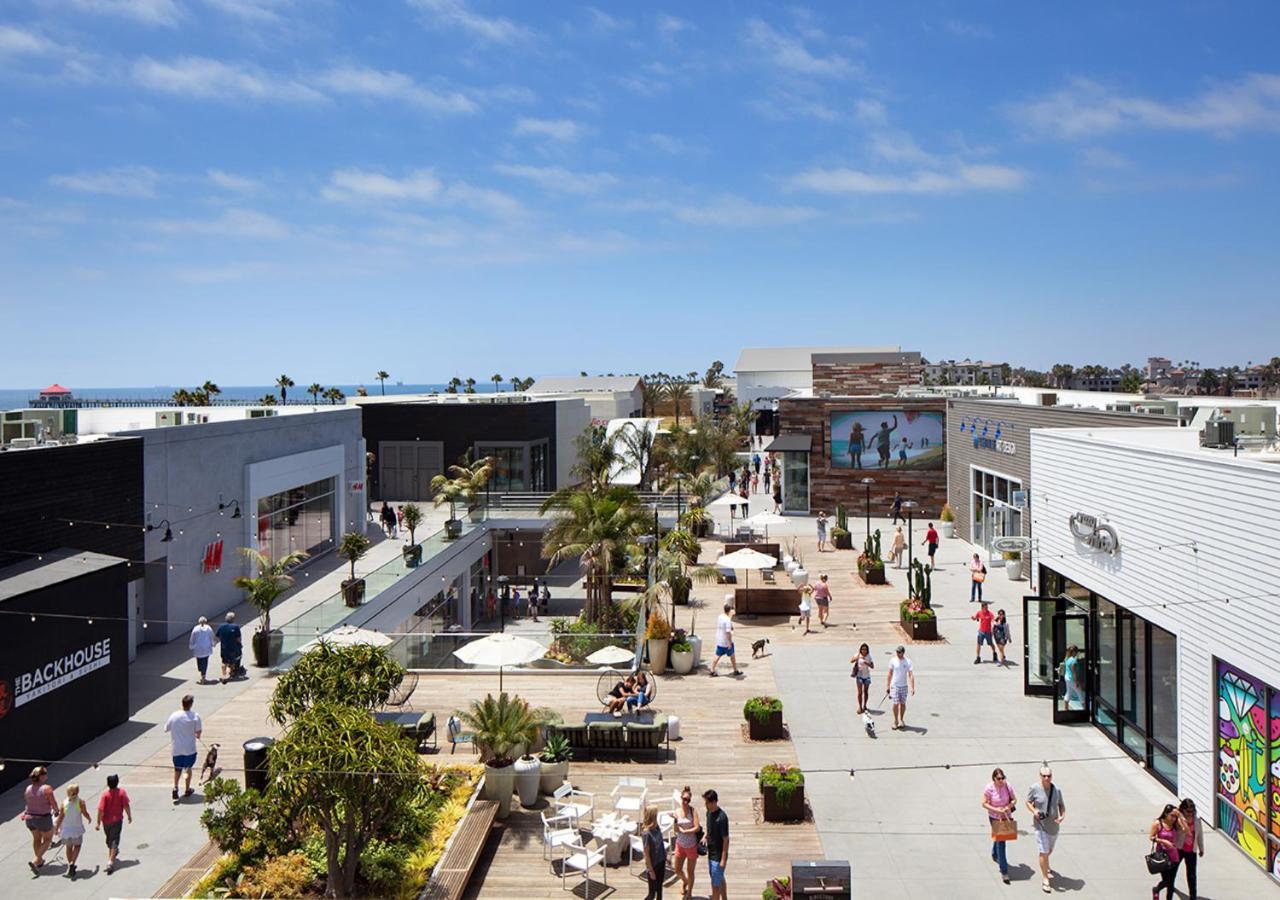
left=586, top=644, right=637, bottom=667
left=304, top=625, right=392, bottom=651
left=453, top=633, right=546, bottom=691
left=717, top=547, right=778, bottom=594
left=745, top=511, right=787, bottom=540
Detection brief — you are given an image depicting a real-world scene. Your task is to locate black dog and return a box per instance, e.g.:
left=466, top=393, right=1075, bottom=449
left=751, top=638, right=770, bottom=658
left=199, top=743, right=220, bottom=784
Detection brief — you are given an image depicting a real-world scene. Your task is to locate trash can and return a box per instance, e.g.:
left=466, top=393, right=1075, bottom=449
left=791, top=860, right=851, bottom=898
left=243, top=737, right=275, bottom=793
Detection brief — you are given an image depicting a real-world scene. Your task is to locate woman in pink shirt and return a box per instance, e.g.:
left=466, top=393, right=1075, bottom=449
left=1149, top=804, right=1186, bottom=900
left=811, top=574, right=832, bottom=628
left=982, top=768, right=1016, bottom=884
left=1175, top=798, right=1204, bottom=899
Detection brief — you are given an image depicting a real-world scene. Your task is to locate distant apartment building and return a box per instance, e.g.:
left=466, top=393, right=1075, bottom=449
left=1069, top=371, right=1124, bottom=392
left=1146, top=357, right=1172, bottom=382
left=922, top=359, right=1006, bottom=386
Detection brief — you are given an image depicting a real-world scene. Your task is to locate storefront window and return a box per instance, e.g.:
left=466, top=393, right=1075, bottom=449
left=476, top=442, right=548, bottom=493
left=971, top=467, right=1022, bottom=555
left=782, top=451, right=809, bottom=513
left=254, top=477, right=336, bottom=563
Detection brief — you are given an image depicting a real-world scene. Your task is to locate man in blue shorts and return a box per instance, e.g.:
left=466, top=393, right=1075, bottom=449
left=164, top=694, right=203, bottom=801
left=703, top=789, right=730, bottom=900
left=709, top=602, right=740, bottom=677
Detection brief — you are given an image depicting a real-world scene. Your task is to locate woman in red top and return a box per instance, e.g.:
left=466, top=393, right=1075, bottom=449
left=982, top=768, right=1016, bottom=884
left=1176, top=798, right=1204, bottom=899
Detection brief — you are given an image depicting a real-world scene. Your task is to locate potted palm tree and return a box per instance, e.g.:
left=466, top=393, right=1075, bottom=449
left=538, top=733, right=572, bottom=794
left=400, top=502, right=423, bottom=567
left=233, top=547, right=308, bottom=667
left=430, top=452, right=493, bottom=538
left=338, top=531, right=372, bottom=607
left=458, top=692, right=539, bottom=820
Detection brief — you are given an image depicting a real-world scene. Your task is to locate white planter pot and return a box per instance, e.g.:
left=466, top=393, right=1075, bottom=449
left=791, top=567, right=809, bottom=587
left=785, top=560, right=799, bottom=575
left=648, top=637, right=670, bottom=675
left=782, top=553, right=794, bottom=566
left=514, top=756, right=541, bottom=808
left=482, top=764, right=515, bottom=820
left=1006, top=559, right=1025, bottom=581
left=671, top=648, right=694, bottom=675
left=539, top=759, right=569, bottom=794
left=688, top=634, right=703, bottom=670
left=939, top=521, right=955, bottom=539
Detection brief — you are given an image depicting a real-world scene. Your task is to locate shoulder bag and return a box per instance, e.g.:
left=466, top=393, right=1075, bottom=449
left=990, top=786, right=1017, bottom=842
left=1146, top=839, right=1173, bottom=874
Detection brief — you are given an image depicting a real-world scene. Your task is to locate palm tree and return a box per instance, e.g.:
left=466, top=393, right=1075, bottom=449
left=491, top=373, right=503, bottom=393
left=276, top=374, right=294, bottom=405
left=615, top=421, right=655, bottom=489
left=464, top=377, right=477, bottom=394
left=540, top=484, right=648, bottom=624
left=570, top=424, right=619, bottom=489
left=429, top=452, right=494, bottom=523
left=702, top=361, right=725, bottom=389
left=446, top=377, right=462, bottom=394
left=1223, top=366, right=1240, bottom=397
left=259, top=393, right=278, bottom=405
left=307, top=383, right=322, bottom=403
left=233, top=547, right=308, bottom=661
left=201, top=381, right=221, bottom=402
left=323, top=387, right=346, bottom=405
left=665, top=379, right=691, bottom=425
left=509, top=375, right=521, bottom=392
left=375, top=371, right=390, bottom=395
left=640, top=379, right=663, bottom=418
left=171, top=388, right=191, bottom=406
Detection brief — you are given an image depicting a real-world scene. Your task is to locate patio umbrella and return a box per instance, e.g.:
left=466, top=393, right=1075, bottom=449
left=586, top=644, right=637, bottom=667
left=452, top=633, right=546, bottom=691
left=717, top=547, right=778, bottom=594
left=303, top=625, right=393, bottom=651
left=744, top=511, right=787, bottom=540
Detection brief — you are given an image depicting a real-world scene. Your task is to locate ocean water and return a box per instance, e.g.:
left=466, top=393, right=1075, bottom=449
left=0, top=382, right=513, bottom=408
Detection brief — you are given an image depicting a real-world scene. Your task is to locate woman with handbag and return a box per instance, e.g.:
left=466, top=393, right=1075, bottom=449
left=1148, top=804, right=1185, bottom=899
left=969, top=552, right=987, bottom=602
left=982, top=768, right=1016, bottom=883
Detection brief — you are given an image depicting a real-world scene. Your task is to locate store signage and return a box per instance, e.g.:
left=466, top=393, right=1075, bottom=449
left=958, top=416, right=1016, bottom=455
left=1068, top=513, right=1120, bottom=554
left=13, top=638, right=112, bottom=708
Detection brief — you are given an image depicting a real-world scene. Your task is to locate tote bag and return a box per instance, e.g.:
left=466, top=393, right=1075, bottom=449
left=991, top=818, right=1017, bottom=842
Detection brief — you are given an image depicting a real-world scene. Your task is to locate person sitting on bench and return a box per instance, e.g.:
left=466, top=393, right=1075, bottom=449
left=626, top=671, right=651, bottom=710
left=606, top=675, right=636, bottom=714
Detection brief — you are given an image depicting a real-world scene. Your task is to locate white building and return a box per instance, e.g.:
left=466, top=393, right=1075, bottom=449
left=1029, top=425, right=1280, bottom=880
left=527, top=375, right=643, bottom=422
left=923, top=358, right=1006, bottom=386
left=733, top=345, right=907, bottom=408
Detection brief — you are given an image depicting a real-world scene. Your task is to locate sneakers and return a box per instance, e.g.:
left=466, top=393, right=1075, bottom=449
left=1002, top=874, right=1010, bottom=884
left=974, top=657, right=981, bottom=664
left=172, top=789, right=179, bottom=801
left=67, top=865, right=76, bottom=880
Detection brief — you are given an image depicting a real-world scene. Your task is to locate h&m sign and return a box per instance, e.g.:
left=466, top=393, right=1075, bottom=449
left=1068, top=513, right=1120, bottom=555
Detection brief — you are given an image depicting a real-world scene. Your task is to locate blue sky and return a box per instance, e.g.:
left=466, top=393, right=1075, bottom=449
left=1, top=1, right=1278, bottom=386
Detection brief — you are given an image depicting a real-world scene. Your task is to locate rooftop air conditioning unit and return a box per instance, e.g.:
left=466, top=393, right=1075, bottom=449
left=9, top=437, right=37, bottom=449
left=1202, top=419, right=1235, bottom=448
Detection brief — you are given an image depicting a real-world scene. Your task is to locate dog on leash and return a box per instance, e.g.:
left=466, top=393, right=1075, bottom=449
left=199, top=743, right=220, bottom=783
left=751, top=638, right=770, bottom=658
left=862, top=710, right=876, bottom=738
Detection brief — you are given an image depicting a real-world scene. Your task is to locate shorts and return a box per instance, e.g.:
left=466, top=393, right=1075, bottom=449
left=856, top=675, right=872, bottom=686
left=715, top=644, right=735, bottom=658
left=173, top=752, right=198, bottom=770
left=104, top=821, right=123, bottom=850
left=1034, top=829, right=1057, bottom=854
left=928, top=542, right=938, bottom=556
left=889, top=684, right=909, bottom=704
left=61, top=834, right=84, bottom=847
left=708, top=858, right=726, bottom=887
left=25, top=813, right=53, bottom=833
left=977, top=631, right=994, bottom=647
left=675, top=842, right=698, bottom=860
left=815, top=598, right=829, bottom=608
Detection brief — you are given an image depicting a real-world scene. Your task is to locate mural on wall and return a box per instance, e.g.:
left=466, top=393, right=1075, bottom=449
left=829, top=411, right=945, bottom=470
left=1217, top=660, right=1278, bottom=870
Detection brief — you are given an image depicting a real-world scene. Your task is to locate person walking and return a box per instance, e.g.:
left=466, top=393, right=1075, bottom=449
left=673, top=786, right=700, bottom=900
left=816, top=510, right=829, bottom=552
left=22, top=766, right=58, bottom=875
left=189, top=615, right=215, bottom=683
left=922, top=522, right=939, bottom=568
left=641, top=805, right=668, bottom=900
left=1149, top=804, right=1186, bottom=900
left=850, top=643, right=875, bottom=714
left=752, top=452, right=761, bottom=475
left=968, top=552, right=986, bottom=602
left=1060, top=644, right=1084, bottom=709
left=215, top=611, right=242, bottom=683
left=973, top=601, right=997, bottom=664
left=710, top=602, right=740, bottom=677
left=886, top=645, right=915, bottom=729
left=1025, top=766, right=1065, bottom=893
left=95, top=773, right=132, bottom=875
left=992, top=609, right=1011, bottom=666
left=165, top=694, right=203, bottom=801
left=812, top=573, right=832, bottom=627
left=796, top=588, right=813, bottom=635
left=55, top=783, right=91, bottom=879
left=750, top=471, right=759, bottom=494
left=889, top=492, right=903, bottom=524
left=762, top=466, right=771, bottom=494
left=728, top=469, right=736, bottom=492
left=541, top=584, right=552, bottom=617
left=889, top=526, right=906, bottom=567
left=703, top=789, right=730, bottom=900
left=772, top=481, right=782, bottom=514
left=528, top=580, right=540, bottom=622
left=379, top=501, right=396, bottom=537
left=1175, top=797, right=1204, bottom=899
left=983, top=768, right=1017, bottom=884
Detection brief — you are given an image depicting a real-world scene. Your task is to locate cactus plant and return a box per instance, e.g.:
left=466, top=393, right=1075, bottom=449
left=862, top=529, right=882, bottom=563
left=836, top=504, right=848, bottom=532
left=908, top=558, right=933, bottom=608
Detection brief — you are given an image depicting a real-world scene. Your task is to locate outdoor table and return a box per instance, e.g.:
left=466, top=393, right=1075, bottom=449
left=591, top=812, right=636, bottom=865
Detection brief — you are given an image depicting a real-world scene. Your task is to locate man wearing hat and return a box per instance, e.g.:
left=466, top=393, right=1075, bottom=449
left=885, top=645, right=916, bottom=730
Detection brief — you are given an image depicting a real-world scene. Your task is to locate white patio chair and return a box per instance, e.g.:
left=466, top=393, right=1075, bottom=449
left=561, top=838, right=608, bottom=897
left=542, top=811, right=580, bottom=863
left=611, top=776, right=648, bottom=815
left=551, top=782, right=594, bottom=825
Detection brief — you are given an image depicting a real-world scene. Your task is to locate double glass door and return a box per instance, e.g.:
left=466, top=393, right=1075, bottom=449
left=1023, top=596, right=1091, bottom=723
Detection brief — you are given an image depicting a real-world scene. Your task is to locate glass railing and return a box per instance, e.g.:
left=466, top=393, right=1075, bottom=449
left=383, top=630, right=639, bottom=671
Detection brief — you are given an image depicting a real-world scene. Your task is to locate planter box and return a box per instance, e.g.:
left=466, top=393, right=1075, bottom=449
left=735, top=588, right=801, bottom=616
left=760, top=783, right=805, bottom=822
left=252, top=629, right=283, bottom=668
left=900, top=612, right=938, bottom=641
left=444, top=519, right=462, bottom=539
left=402, top=544, right=422, bottom=568
left=858, top=565, right=887, bottom=585
left=832, top=533, right=853, bottom=550
left=342, top=578, right=366, bottom=608
left=746, top=709, right=786, bottom=741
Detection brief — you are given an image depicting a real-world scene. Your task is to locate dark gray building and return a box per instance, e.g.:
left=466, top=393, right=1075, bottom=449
left=945, top=399, right=1180, bottom=552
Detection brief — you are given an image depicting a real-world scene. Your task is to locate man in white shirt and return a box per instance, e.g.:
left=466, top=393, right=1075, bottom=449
left=188, top=616, right=215, bottom=684
left=885, top=645, right=915, bottom=729
left=710, top=601, right=741, bottom=677
left=164, top=695, right=203, bottom=801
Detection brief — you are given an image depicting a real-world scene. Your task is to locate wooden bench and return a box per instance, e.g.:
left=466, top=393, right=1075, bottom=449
left=419, top=798, right=499, bottom=900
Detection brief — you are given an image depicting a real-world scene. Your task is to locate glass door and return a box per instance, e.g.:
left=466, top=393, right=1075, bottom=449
left=1053, top=610, right=1091, bottom=723
left=1023, top=596, right=1057, bottom=696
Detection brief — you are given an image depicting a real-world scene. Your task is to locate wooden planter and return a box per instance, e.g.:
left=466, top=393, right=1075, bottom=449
left=858, top=565, right=887, bottom=585
left=900, top=611, right=938, bottom=641
left=760, top=783, right=805, bottom=822
left=832, top=533, right=853, bottom=550
left=747, top=709, right=786, bottom=741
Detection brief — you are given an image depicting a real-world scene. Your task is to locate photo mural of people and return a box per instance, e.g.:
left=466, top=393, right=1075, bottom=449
left=1216, top=660, right=1280, bottom=872
left=830, top=411, right=945, bottom=470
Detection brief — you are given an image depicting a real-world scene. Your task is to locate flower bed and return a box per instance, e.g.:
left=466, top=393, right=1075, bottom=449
left=899, top=599, right=938, bottom=641
left=758, top=763, right=805, bottom=822
left=744, top=696, right=786, bottom=741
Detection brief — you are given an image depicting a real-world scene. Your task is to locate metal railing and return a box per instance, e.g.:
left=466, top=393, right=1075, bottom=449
left=382, top=630, right=638, bottom=671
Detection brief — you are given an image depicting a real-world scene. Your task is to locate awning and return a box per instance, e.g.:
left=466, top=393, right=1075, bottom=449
left=763, top=433, right=812, bottom=453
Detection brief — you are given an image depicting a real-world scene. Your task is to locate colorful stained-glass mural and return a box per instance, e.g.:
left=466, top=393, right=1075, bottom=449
left=1217, top=660, right=1274, bottom=871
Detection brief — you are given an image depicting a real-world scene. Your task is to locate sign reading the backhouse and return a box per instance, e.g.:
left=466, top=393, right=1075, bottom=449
left=14, top=638, right=112, bottom=707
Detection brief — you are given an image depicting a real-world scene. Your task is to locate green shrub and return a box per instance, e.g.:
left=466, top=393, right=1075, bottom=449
left=743, top=696, right=782, bottom=723
left=671, top=639, right=692, bottom=653
left=360, top=839, right=411, bottom=895
left=900, top=600, right=937, bottom=621
left=236, top=852, right=315, bottom=899
left=758, top=763, right=804, bottom=805
left=763, top=875, right=793, bottom=900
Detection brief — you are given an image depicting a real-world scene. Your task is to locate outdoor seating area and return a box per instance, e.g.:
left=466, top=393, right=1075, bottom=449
left=547, top=714, right=671, bottom=760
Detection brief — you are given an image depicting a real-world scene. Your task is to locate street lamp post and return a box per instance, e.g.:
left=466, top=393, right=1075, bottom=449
left=861, top=477, right=875, bottom=540
left=497, top=574, right=509, bottom=633
left=674, top=473, right=687, bottom=524
left=902, top=500, right=919, bottom=585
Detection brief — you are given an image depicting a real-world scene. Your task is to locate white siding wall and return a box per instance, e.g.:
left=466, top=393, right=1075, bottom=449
left=1031, top=427, right=1280, bottom=816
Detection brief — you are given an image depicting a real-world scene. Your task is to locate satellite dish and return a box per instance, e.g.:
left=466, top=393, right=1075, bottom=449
left=991, top=536, right=1031, bottom=554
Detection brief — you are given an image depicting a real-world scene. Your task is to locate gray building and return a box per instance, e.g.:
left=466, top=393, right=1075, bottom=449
left=945, top=399, right=1180, bottom=554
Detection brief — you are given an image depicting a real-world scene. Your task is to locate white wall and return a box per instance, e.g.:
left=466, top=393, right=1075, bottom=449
left=1030, top=426, right=1280, bottom=815
left=736, top=370, right=810, bottom=407
left=76, top=404, right=340, bottom=435
left=554, top=399, right=591, bottom=488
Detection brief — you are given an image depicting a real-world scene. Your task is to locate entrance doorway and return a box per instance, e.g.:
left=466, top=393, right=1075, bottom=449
left=378, top=441, right=443, bottom=500
left=1022, top=593, right=1092, bottom=724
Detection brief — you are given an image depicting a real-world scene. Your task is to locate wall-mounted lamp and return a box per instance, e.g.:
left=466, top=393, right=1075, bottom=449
left=218, top=495, right=242, bottom=519
left=147, top=519, right=174, bottom=542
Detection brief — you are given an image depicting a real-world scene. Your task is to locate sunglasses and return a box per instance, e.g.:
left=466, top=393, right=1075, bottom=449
left=994, top=775, right=1005, bottom=781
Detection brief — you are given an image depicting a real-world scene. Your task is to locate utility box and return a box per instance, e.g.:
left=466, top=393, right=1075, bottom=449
left=791, top=860, right=851, bottom=898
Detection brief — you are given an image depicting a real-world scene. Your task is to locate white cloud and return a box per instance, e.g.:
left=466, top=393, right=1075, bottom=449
left=0, top=25, right=63, bottom=56
left=638, top=132, right=699, bottom=156
left=407, top=0, right=532, bottom=44
left=869, top=132, right=939, bottom=166
left=207, top=169, right=262, bottom=192
left=584, top=6, right=629, bottom=33
left=150, top=207, right=290, bottom=239
left=313, top=66, right=477, bottom=114
left=656, top=13, right=691, bottom=37
left=132, top=56, right=325, bottom=102
left=742, top=17, right=855, bottom=78
left=321, top=167, right=523, bottom=217
left=1012, top=74, right=1280, bottom=139
left=751, top=88, right=839, bottom=122
left=62, top=0, right=181, bottom=27
left=493, top=163, right=617, bottom=194
left=513, top=116, right=589, bottom=141
left=49, top=165, right=161, bottom=197
left=854, top=98, right=887, bottom=125
left=790, top=164, right=1026, bottom=195
left=627, top=195, right=819, bottom=228
left=442, top=182, right=523, bottom=217
left=203, top=0, right=292, bottom=25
